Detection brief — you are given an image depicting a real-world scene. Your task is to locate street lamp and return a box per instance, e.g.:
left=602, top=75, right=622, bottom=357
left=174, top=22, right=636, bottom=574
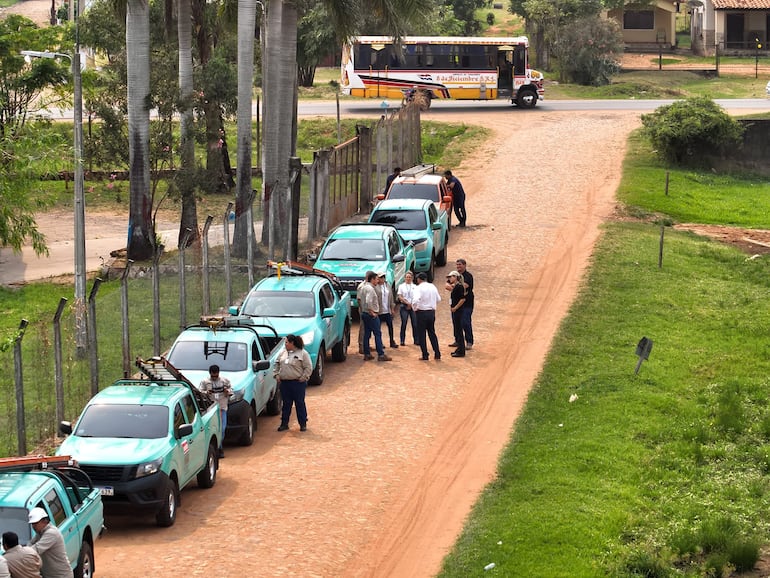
left=22, top=48, right=86, bottom=356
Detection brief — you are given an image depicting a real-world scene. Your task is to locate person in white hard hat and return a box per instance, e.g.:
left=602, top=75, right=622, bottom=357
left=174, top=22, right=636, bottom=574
left=28, top=507, right=72, bottom=578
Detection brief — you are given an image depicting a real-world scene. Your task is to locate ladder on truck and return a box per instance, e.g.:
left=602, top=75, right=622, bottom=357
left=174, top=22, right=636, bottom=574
left=135, top=356, right=214, bottom=411
left=266, top=260, right=342, bottom=286
left=400, top=164, right=436, bottom=178
left=0, top=455, right=76, bottom=473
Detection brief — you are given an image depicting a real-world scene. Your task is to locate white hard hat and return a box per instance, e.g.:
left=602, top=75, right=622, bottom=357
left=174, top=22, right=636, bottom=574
left=28, top=507, right=48, bottom=524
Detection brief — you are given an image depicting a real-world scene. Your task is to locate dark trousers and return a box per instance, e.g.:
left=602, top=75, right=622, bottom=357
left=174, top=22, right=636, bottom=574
left=415, top=309, right=440, bottom=358
left=379, top=312, right=396, bottom=344
left=454, top=203, right=466, bottom=226
left=461, top=306, right=474, bottom=345
left=451, top=310, right=465, bottom=354
left=399, top=306, right=417, bottom=344
left=362, top=312, right=385, bottom=356
left=280, top=380, right=307, bottom=426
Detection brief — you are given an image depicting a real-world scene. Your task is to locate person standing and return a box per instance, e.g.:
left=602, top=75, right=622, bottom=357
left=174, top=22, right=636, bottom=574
left=0, top=554, right=9, bottom=578
left=412, top=272, right=441, bottom=360
left=455, top=258, right=474, bottom=350
left=446, top=271, right=467, bottom=357
left=377, top=273, right=399, bottom=348
left=384, top=166, right=401, bottom=195
left=27, top=508, right=71, bottom=578
left=444, top=170, right=466, bottom=227
left=359, top=271, right=392, bottom=362
left=2, top=531, right=41, bottom=578
left=274, top=334, right=313, bottom=432
left=396, top=271, right=417, bottom=346
left=199, top=364, right=232, bottom=458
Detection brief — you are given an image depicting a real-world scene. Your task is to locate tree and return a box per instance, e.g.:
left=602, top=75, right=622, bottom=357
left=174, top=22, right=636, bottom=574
left=448, top=0, right=486, bottom=35
left=553, top=15, right=622, bottom=85
left=126, top=0, right=154, bottom=260
left=297, top=2, right=336, bottom=87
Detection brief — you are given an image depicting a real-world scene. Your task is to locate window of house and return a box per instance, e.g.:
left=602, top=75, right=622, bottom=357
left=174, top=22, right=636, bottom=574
left=624, top=10, right=655, bottom=30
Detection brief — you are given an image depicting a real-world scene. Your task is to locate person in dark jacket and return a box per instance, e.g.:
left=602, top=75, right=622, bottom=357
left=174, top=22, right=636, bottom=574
left=444, top=170, right=466, bottom=227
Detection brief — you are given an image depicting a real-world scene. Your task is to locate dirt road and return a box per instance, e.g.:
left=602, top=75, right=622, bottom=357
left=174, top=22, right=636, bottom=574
left=69, top=110, right=636, bottom=577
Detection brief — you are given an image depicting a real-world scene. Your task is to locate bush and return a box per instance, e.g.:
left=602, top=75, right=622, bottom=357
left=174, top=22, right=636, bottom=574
left=554, top=16, right=624, bottom=86
left=486, top=12, right=495, bottom=25
left=641, top=97, right=745, bottom=166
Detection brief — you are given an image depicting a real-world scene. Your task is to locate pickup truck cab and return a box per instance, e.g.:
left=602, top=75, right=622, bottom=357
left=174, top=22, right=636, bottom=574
left=57, top=357, right=222, bottom=527
left=166, top=319, right=281, bottom=445
left=369, top=198, right=449, bottom=282
left=0, top=455, right=104, bottom=578
left=311, top=224, right=416, bottom=309
left=378, top=165, right=453, bottom=227
left=229, top=261, right=352, bottom=386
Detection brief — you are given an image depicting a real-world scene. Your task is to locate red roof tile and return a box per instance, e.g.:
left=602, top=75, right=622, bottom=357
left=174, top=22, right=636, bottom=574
left=713, top=0, right=770, bottom=9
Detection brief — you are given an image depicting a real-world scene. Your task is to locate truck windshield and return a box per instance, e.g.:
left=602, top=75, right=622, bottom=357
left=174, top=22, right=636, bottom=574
left=319, top=238, right=386, bottom=261
left=74, top=405, right=169, bottom=439
left=168, top=341, right=249, bottom=371
left=241, top=291, right=315, bottom=317
left=370, top=209, right=427, bottom=230
left=387, top=183, right=439, bottom=202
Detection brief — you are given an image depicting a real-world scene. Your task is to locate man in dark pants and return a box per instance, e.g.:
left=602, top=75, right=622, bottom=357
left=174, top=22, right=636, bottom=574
left=447, top=270, right=467, bottom=357
left=359, top=271, right=392, bottom=362
left=275, top=334, right=313, bottom=432
left=444, top=169, right=466, bottom=227
left=455, top=258, right=474, bottom=350
left=412, top=272, right=442, bottom=360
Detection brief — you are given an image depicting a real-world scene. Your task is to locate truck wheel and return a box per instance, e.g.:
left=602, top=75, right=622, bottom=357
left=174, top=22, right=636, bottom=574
left=74, top=540, right=93, bottom=578
left=265, top=387, right=282, bottom=416
left=436, top=238, right=448, bottom=266
left=309, top=345, right=325, bottom=385
left=331, top=322, right=350, bottom=362
left=516, top=89, right=538, bottom=109
left=197, top=443, right=218, bottom=488
left=238, top=406, right=257, bottom=446
left=426, top=259, right=435, bottom=282
left=155, top=479, right=179, bottom=527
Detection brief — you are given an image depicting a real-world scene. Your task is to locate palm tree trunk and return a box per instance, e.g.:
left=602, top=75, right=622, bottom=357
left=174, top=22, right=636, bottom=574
left=232, top=0, right=257, bottom=258
left=177, top=0, right=199, bottom=248
left=126, top=0, right=153, bottom=260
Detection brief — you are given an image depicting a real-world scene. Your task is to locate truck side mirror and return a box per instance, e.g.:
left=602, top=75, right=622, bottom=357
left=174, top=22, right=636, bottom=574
left=60, top=421, right=73, bottom=435
left=177, top=423, right=193, bottom=438
left=322, top=306, right=335, bottom=318
left=253, top=360, right=270, bottom=372
left=228, top=305, right=239, bottom=315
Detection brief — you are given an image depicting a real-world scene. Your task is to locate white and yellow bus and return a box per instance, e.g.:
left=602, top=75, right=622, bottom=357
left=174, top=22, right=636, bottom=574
left=340, top=35, right=544, bottom=108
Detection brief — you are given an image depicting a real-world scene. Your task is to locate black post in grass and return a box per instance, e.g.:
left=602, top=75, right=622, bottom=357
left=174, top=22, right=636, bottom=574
left=635, top=337, right=653, bottom=374
left=659, top=225, right=665, bottom=269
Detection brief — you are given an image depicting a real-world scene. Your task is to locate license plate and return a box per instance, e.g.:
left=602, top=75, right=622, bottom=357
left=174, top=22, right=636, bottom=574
left=99, top=487, right=114, bottom=496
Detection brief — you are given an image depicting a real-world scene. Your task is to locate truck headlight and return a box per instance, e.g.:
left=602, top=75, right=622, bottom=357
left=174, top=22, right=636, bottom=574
left=300, top=330, right=315, bottom=345
left=413, top=239, right=429, bottom=252
left=135, top=458, right=163, bottom=479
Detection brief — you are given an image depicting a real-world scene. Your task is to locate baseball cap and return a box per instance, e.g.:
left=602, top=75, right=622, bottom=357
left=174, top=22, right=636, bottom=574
left=28, top=507, right=48, bottom=524
left=378, top=273, right=386, bottom=278
left=447, top=271, right=461, bottom=278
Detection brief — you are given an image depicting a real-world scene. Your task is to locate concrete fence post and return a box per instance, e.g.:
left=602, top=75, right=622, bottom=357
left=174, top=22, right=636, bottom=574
left=53, top=298, right=67, bottom=429
left=87, top=278, right=102, bottom=394
left=14, top=319, right=29, bottom=456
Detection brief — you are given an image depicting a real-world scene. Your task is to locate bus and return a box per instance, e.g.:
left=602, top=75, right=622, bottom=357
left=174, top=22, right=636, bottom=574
left=340, top=36, right=544, bottom=109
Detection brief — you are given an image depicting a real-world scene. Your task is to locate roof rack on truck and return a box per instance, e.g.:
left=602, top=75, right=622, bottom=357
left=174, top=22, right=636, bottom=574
left=134, top=356, right=214, bottom=411
left=400, top=164, right=436, bottom=178
left=0, top=455, right=77, bottom=473
left=266, top=260, right=340, bottom=283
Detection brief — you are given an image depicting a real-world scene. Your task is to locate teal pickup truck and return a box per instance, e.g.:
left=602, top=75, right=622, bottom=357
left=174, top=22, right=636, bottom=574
left=57, top=357, right=222, bottom=527
left=0, top=455, right=104, bottom=578
left=166, top=318, right=282, bottom=445
left=229, top=261, right=352, bottom=386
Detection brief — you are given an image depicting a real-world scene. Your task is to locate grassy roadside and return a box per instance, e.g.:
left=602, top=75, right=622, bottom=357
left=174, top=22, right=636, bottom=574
left=438, top=134, right=770, bottom=576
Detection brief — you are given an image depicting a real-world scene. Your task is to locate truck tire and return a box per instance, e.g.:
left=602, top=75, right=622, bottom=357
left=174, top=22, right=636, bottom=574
left=309, top=344, right=325, bottom=385
left=74, top=540, right=94, bottom=578
left=238, top=406, right=257, bottom=446
left=516, top=89, right=538, bottom=109
left=265, top=388, right=282, bottom=416
left=426, top=258, right=435, bottom=282
left=197, top=443, right=218, bottom=488
left=331, top=323, right=350, bottom=362
left=436, top=235, right=448, bottom=266
left=155, top=479, right=179, bottom=527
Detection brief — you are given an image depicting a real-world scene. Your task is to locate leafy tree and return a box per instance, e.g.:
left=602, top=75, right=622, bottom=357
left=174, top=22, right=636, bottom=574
left=297, top=2, right=336, bottom=87
left=553, top=15, right=622, bottom=85
left=449, top=0, right=486, bottom=35
left=641, top=97, right=745, bottom=166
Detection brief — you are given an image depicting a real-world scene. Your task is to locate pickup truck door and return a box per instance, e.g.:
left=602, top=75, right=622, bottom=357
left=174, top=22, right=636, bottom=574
left=319, top=282, right=338, bottom=346
left=429, top=204, right=442, bottom=250
left=388, top=231, right=407, bottom=287
left=35, top=487, right=79, bottom=570
left=176, top=397, right=206, bottom=488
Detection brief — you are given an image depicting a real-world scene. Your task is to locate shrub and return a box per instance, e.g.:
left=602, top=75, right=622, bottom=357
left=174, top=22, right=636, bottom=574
left=640, top=97, right=745, bottom=166
left=553, top=16, right=624, bottom=86
left=486, top=12, right=495, bottom=25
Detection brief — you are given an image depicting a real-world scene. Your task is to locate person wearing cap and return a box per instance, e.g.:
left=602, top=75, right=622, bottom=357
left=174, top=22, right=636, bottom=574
left=27, top=508, right=71, bottom=578
left=199, top=364, right=233, bottom=458
left=443, top=170, right=466, bottom=227
left=2, top=531, right=41, bottom=578
left=376, top=273, right=399, bottom=349
left=454, top=258, right=474, bottom=350
left=446, top=271, right=467, bottom=357
left=358, top=271, right=391, bottom=361
left=412, top=271, right=441, bottom=360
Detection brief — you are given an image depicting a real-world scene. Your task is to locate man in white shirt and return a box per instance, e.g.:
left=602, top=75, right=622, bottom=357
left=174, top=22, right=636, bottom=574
left=412, top=272, right=441, bottom=360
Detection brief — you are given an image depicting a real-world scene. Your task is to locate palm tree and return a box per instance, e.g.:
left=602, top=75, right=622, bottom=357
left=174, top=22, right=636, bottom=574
left=126, top=0, right=153, bottom=260
left=260, top=0, right=423, bottom=257
left=177, top=0, right=198, bottom=248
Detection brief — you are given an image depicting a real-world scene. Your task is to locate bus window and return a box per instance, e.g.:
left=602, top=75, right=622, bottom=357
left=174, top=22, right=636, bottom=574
left=513, top=46, right=526, bottom=76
